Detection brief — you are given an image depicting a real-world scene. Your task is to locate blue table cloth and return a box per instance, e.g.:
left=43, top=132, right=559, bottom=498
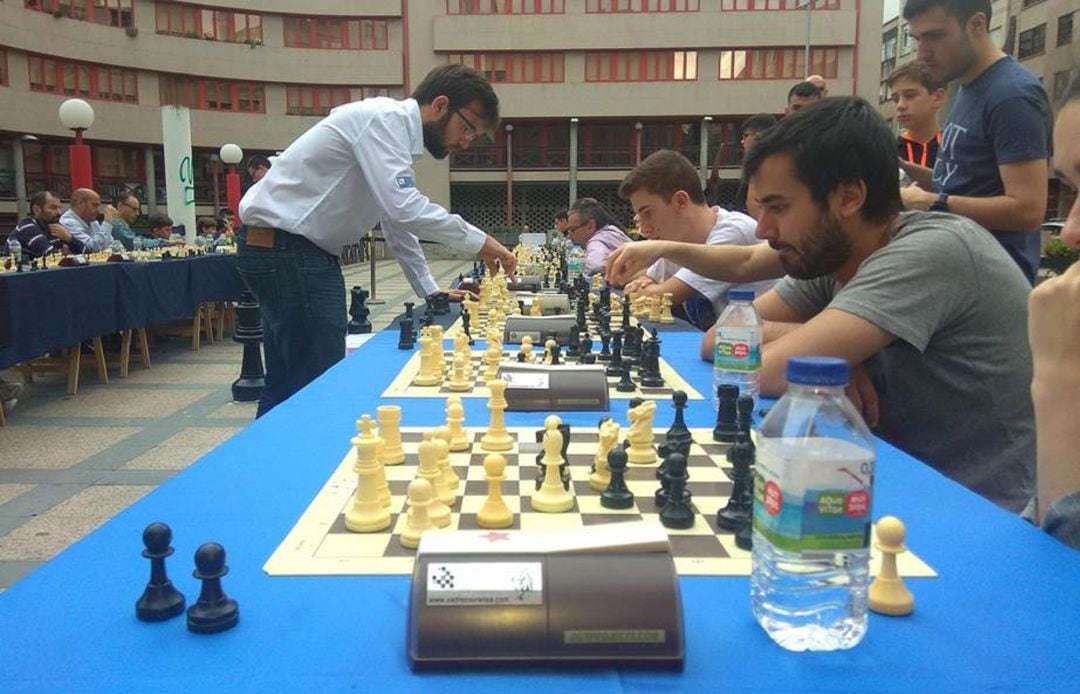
left=0, top=329, right=1077, bottom=692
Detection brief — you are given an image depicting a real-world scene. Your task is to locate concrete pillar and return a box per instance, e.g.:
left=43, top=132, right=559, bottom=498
left=505, top=124, right=513, bottom=227
left=144, top=145, right=157, bottom=213
left=568, top=118, right=579, bottom=208
left=13, top=138, right=28, bottom=219
left=699, top=116, right=712, bottom=187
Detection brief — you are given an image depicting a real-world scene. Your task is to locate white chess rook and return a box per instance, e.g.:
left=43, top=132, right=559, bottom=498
left=376, top=405, right=406, bottom=465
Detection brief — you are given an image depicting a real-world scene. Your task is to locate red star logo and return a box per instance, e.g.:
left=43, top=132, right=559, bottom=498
left=480, top=532, right=511, bottom=543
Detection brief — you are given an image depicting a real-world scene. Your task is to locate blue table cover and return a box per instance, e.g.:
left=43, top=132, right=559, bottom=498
left=0, top=329, right=1077, bottom=692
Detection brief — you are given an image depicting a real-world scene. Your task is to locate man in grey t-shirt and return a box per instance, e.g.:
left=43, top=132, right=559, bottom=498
left=607, top=97, right=1034, bottom=512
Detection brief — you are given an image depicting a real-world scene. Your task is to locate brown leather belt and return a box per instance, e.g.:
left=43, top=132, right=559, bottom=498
left=244, top=226, right=276, bottom=248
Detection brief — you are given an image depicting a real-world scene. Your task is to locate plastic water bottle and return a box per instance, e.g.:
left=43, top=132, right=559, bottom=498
left=712, top=289, right=761, bottom=404
left=751, top=356, right=876, bottom=652
left=566, top=244, right=586, bottom=280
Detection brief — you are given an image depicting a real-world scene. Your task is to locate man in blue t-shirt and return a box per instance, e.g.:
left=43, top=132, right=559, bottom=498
left=899, top=0, right=1051, bottom=284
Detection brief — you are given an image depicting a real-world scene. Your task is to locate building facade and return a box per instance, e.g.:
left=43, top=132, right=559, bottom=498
left=1, top=0, right=884, bottom=234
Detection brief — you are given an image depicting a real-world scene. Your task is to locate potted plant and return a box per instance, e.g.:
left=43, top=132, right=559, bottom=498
left=1042, top=236, right=1080, bottom=275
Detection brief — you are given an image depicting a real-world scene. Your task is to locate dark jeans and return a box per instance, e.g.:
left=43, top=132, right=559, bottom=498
left=237, top=228, right=345, bottom=418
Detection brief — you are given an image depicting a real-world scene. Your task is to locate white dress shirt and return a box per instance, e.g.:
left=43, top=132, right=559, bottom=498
left=647, top=207, right=776, bottom=315
left=240, top=97, right=487, bottom=297
left=59, top=209, right=113, bottom=253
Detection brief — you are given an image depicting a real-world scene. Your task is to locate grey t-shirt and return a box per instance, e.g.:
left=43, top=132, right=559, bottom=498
left=773, top=211, right=1034, bottom=512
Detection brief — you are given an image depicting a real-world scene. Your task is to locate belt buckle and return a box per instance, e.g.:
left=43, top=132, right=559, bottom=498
left=246, top=227, right=274, bottom=249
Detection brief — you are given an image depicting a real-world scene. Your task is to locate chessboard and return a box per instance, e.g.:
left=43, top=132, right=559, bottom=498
left=445, top=309, right=653, bottom=344
left=381, top=349, right=705, bottom=401
left=264, top=426, right=936, bottom=578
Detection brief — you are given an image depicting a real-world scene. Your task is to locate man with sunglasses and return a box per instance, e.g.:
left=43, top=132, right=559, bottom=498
left=238, top=64, right=517, bottom=417
left=110, top=193, right=141, bottom=251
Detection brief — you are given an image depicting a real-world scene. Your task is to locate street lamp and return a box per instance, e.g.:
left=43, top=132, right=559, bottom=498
left=219, top=143, right=244, bottom=220
left=58, top=98, right=94, bottom=191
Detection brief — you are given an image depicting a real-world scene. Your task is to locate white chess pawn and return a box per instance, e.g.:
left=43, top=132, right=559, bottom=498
left=869, top=516, right=915, bottom=616
left=659, top=293, right=675, bottom=324
left=434, top=426, right=460, bottom=491
left=477, top=454, right=513, bottom=529
left=416, top=437, right=452, bottom=527
left=520, top=335, right=536, bottom=363
left=532, top=415, right=574, bottom=513
left=483, top=344, right=502, bottom=382
left=530, top=296, right=544, bottom=316
left=648, top=294, right=662, bottom=321
left=447, top=353, right=472, bottom=392
left=445, top=396, right=470, bottom=452
left=412, top=333, right=440, bottom=386
left=399, top=478, right=438, bottom=550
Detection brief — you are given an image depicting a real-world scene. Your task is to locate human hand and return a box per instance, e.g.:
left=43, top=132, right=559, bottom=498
left=434, top=288, right=479, bottom=303
left=623, top=276, right=656, bottom=294
left=479, top=235, right=516, bottom=275
left=1029, top=261, right=1080, bottom=384
left=845, top=362, right=880, bottom=428
left=605, top=241, right=667, bottom=287
left=102, top=205, right=118, bottom=223
left=48, top=223, right=72, bottom=242
left=900, top=183, right=935, bottom=211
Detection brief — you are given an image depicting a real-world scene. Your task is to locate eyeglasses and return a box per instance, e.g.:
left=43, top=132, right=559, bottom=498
left=119, top=201, right=141, bottom=212
left=566, top=221, right=591, bottom=234
left=453, top=109, right=481, bottom=142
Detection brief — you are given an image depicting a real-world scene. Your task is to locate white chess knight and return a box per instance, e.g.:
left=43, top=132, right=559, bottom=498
left=590, top=419, right=621, bottom=492
left=626, top=400, right=658, bottom=464
left=416, top=436, right=453, bottom=527
left=531, top=415, right=574, bottom=513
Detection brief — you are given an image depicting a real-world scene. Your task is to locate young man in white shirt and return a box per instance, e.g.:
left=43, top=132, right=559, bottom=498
left=238, top=64, right=516, bottom=417
left=617, top=149, right=774, bottom=331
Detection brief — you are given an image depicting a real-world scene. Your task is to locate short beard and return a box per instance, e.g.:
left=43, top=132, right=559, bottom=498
left=423, top=113, right=451, bottom=160
left=942, top=33, right=978, bottom=83
left=780, top=210, right=852, bottom=280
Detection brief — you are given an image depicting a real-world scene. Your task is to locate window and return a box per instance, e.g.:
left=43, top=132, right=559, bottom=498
left=154, top=3, right=263, bottom=43
left=720, top=0, right=839, bottom=10
left=586, top=0, right=699, bottom=12
left=446, top=0, right=564, bottom=13
left=1059, top=13, right=1074, bottom=47
left=286, top=85, right=354, bottom=116
left=882, top=36, right=897, bottom=61
left=718, top=47, right=838, bottom=80
left=585, top=51, right=698, bottom=82
left=24, top=0, right=133, bottom=28
left=1018, top=24, right=1046, bottom=59
left=159, top=75, right=264, bottom=113
left=283, top=17, right=389, bottom=50
left=27, top=55, right=138, bottom=103
left=0, top=48, right=7, bottom=87
left=900, top=25, right=914, bottom=55
left=448, top=53, right=564, bottom=83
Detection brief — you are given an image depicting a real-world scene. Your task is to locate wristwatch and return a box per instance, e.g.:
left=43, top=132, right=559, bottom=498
left=929, top=192, right=949, bottom=212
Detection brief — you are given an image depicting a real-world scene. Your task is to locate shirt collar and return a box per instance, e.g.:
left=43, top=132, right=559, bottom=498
left=403, top=98, right=425, bottom=161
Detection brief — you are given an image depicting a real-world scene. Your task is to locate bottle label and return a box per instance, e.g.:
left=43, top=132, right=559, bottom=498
left=713, top=326, right=760, bottom=373
left=753, top=440, right=874, bottom=553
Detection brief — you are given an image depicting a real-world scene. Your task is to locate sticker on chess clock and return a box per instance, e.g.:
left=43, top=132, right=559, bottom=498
left=500, top=372, right=549, bottom=390
left=426, top=562, right=543, bottom=606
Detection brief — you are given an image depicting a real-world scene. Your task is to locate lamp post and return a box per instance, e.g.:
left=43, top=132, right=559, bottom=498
left=58, top=98, right=95, bottom=192
left=219, top=143, right=244, bottom=220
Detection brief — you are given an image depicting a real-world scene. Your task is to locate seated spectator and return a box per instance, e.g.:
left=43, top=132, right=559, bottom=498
left=566, top=198, right=631, bottom=276
left=59, top=188, right=115, bottom=253
left=618, top=150, right=774, bottom=331
left=786, top=81, right=822, bottom=115
left=805, top=74, right=829, bottom=97
left=138, top=212, right=184, bottom=249
left=111, top=192, right=142, bottom=251
left=10, top=190, right=81, bottom=257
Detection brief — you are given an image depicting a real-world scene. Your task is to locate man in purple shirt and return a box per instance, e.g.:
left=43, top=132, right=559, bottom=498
left=566, top=198, right=631, bottom=276
left=10, top=190, right=82, bottom=257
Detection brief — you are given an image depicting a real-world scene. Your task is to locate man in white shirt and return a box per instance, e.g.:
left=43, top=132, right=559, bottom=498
left=617, top=150, right=774, bottom=332
left=59, top=188, right=116, bottom=253
left=238, top=64, right=516, bottom=417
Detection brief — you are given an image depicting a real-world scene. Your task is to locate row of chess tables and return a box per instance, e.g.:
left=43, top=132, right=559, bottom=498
left=0, top=254, right=245, bottom=370
left=0, top=305, right=1078, bottom=692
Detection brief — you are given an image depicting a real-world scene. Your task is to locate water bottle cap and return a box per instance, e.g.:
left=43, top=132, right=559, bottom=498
left=787, top=357, right=849, bottom=386
left=728, top=289, right=755, bottom=302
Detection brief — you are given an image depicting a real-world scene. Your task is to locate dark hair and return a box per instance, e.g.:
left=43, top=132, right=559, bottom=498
left=788, top=81, right=823, bottom=102
left=743, top=97, right=902, bottom=225
left=741, top=113, right=779, bottom=137
left=29, top=190, right=56, bottom=212
left=246, top=154, right=271, bottom=171
left=902, top=0, right=991, bottom=24
left=618, top=150, right=706, bottom=205
left=411, top=64, right=500, bottom=127
left=217, top=207, right=235, bottom=218
left=197, top=216, right=218, bottom=232
left=555, top=211, right=568, bottom=222
left=886, top=63, right=945, bottom=92
left=146, top=212, right=174, bottom=230
left=569, top=198, right=622, bottom=231
left=113, top=191, right=138, bottom=208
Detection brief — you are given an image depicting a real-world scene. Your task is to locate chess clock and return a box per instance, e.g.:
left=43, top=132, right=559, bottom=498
left=503, top=315, right=578, bottom=344
left=407, top=521, right=684, bottom=670
left=499, top=363, right=609, bottom=411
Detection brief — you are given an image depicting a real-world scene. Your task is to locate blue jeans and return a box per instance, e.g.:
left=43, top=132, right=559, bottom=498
left=237, top=228, right=345, bottom=418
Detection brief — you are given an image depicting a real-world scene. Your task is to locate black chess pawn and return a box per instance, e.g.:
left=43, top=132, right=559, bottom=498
left=186, top=542, right=239, bottom=634
left=736, top=394, right=756, bottom=457
left=605, top=331, right=624, bottom=376
left=639, top=339, right=665, bottom=388
left=616, top=364, right=636, bottom=393
left=566, top=328, right=581, bottom=359
left=713, top=384, right=740, bottom=443
left=549, top=342, right=562, bottom=366
left=659, top=452, right=695, bottom=529
left=135, top=522, right=186, bottom=622
left=600, top=448, right=634, bottom=510
left=665, top=390, right=693, bottom=449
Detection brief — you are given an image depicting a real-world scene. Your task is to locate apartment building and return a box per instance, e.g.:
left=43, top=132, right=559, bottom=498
left=0, top=0, right=884, bottom=233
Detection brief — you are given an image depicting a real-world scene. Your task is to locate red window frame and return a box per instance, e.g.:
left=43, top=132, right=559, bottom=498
left=447, top=53, right=565, bottom=83
left=159, top=75, right=265, bottom=113
left=26, top=54, right=139, bottom=103
left=718, top=47, right=839, bottom=80
left=154, top=2, right=263, bottom=43
left=286, top=85, right=354, bottom=116
left=446, top=0, right=565, bottom=13
left=720, top=0, right=838, bottom=10
left=24, top=0, right=135, bottom=28
left=283, top=16, right=390, bottom=50
left=584, top=51, right=698, bottom=82
left=585, top=0, right=699, bottom=12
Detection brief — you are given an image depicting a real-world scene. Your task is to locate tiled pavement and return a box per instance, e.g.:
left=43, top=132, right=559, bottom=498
left=0, top=257, right=472, bottom=591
